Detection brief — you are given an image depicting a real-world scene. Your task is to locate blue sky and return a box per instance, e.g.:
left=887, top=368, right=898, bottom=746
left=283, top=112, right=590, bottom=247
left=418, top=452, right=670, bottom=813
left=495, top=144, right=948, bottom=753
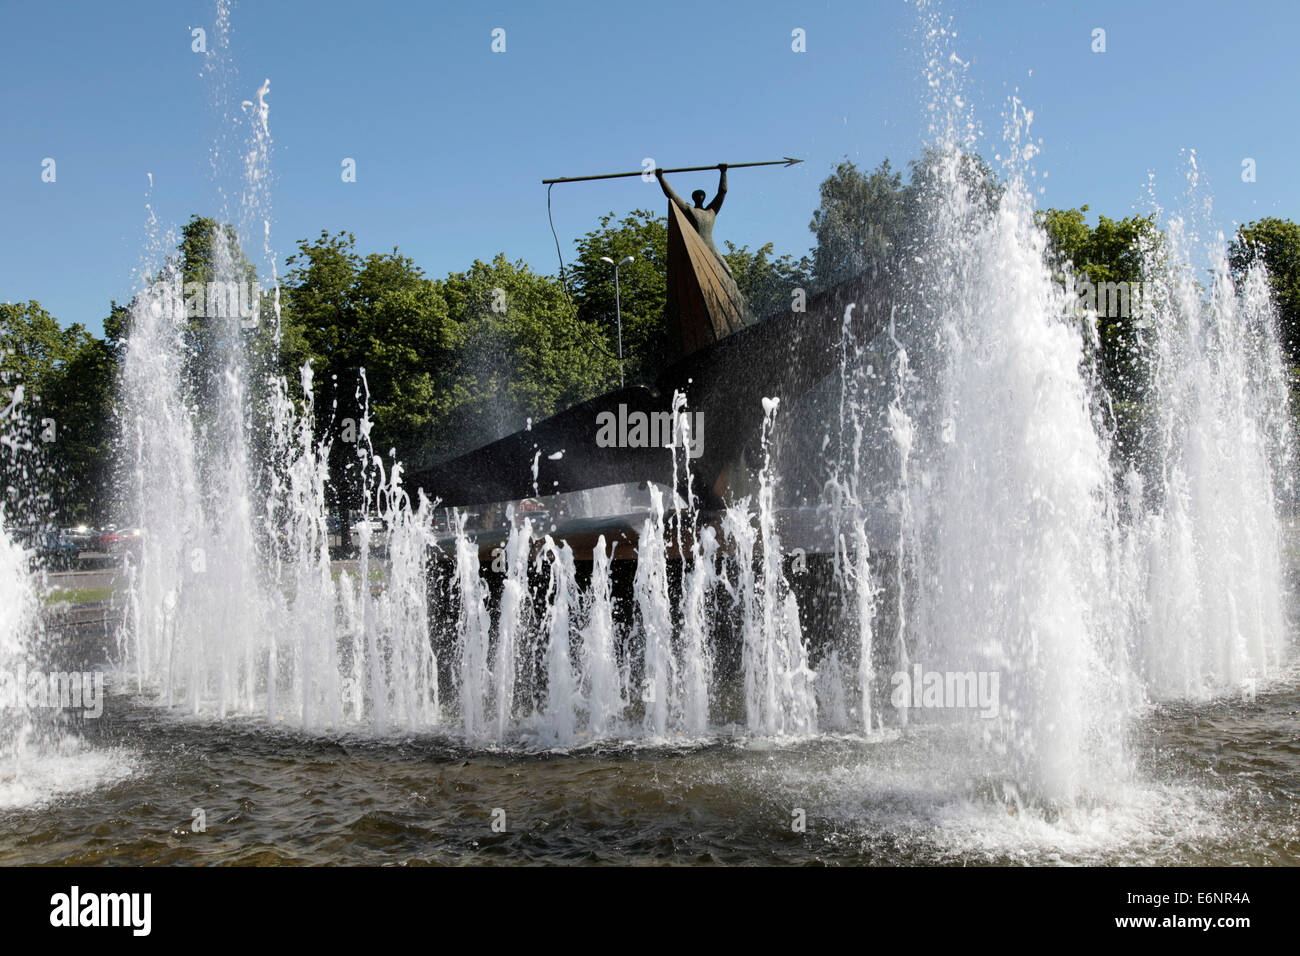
left=2, top=0, right=1297, bottom=336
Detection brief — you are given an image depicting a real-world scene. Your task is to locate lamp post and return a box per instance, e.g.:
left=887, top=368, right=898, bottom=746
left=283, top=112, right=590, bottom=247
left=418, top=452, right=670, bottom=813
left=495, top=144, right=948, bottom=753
left=599, top=254, right=634, bottom=386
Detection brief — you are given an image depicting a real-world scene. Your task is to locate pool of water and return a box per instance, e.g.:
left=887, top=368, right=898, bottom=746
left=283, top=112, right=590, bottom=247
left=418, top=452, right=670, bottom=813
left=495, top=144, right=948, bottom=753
left=3, top=665, right=1295, bottom=866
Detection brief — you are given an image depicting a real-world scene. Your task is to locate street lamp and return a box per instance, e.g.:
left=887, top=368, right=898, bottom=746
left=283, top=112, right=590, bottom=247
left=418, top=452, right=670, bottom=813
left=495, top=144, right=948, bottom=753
left=599, top=254, right=634, bottom=386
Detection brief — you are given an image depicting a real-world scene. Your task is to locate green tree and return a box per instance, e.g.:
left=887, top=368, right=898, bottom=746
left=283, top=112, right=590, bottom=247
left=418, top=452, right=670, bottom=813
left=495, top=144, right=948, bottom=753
left=566, top=210, right=670, bottom=385
left=806, top=150, right=1002, bottom=293
left=350, top=248, right=461, bottom=461
left=39, top=333, right=117, bottom=523
left=0, top=301, right=112, bottom=523
left=280, top=231, right=413, bottom=518
left=279, top=232, right=614, bottom=510
left=1036, top=205, right=1165, bottom=459
left=723, top=241, right=812, bottom=322
left=280, top=228, right=360, bottom=379
left=808, top=159, right=908, bottom=292
left=437, top=253, right=614, bottom=458
left=1228, top=217, right=1300, bottom=363
left=0, top=300, right=81, bottom=388
left=174, top=215, right=263, bottom=384
left=903, top=146, right=1003, bottom=225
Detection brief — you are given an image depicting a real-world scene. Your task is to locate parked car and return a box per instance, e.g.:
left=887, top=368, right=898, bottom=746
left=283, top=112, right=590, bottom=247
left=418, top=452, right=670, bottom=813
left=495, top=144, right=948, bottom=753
left=17, top=529, right=80, bottom=570
left=63, top=525, right=98, bottom=550
left=96, top=527, right=142, bottom=554
left=516, top=497, right=551, bottom=526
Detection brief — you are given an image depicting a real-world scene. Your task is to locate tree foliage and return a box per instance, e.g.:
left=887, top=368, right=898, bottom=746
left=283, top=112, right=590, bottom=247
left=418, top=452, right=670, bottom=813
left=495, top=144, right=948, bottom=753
left=279, top=234, right=616, bottom=515
left=809, top=158, right=908, bottom=290
left=0, top=300, right=113, bottom=523
left=1229, top=217, right=1300, bottom=363
left=723, top=241, right=812, bottom=322
left=807, top=149, right=1002, bottom=292
left=1036, top=205, right=1165, bottom=460
left=566, top=210, right=670, bottom=384
left=4, top=157, right=1293, bottom=525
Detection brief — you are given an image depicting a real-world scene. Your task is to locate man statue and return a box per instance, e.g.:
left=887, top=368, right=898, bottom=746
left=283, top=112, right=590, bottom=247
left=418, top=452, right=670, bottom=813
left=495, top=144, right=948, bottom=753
left=656, top=164, right=731, bottom=274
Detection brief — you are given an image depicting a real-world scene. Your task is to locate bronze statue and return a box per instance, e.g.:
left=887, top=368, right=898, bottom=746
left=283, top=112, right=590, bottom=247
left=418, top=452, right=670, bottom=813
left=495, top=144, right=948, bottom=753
left=412, top=157, right=898, bottom=519
left=656, top=164, right=730, bottom=273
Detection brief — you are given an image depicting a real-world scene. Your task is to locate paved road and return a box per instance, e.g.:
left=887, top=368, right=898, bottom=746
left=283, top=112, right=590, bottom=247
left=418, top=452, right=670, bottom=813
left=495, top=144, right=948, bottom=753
left=46, top=562, right=129, bottom=593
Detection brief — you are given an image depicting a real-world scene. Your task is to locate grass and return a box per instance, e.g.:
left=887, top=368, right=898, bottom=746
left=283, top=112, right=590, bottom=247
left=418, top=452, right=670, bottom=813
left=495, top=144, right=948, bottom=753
left=42, top=586, right=116, bottom=605
left=329, top=566, right=387, bottom=583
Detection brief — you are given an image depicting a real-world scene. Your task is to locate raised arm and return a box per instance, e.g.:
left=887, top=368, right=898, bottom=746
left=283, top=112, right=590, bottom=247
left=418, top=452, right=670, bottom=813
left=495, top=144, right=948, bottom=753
left=655, top=168, right=692, bottom=216
left=708, top=164, right=727, bottom=213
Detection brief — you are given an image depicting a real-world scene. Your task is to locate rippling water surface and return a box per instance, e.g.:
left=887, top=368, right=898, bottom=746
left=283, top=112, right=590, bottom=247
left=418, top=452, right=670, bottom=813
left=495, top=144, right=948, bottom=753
left=3, top=666, right=1295, bottom=866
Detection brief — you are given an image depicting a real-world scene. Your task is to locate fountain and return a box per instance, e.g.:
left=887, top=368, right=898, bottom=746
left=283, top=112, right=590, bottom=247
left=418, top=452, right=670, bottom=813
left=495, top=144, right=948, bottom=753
left=83, top=0, right=1291, bottom=830
left=0, top=498, right=43, bottom=784
left=0, top=370, right=131, bottom=808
